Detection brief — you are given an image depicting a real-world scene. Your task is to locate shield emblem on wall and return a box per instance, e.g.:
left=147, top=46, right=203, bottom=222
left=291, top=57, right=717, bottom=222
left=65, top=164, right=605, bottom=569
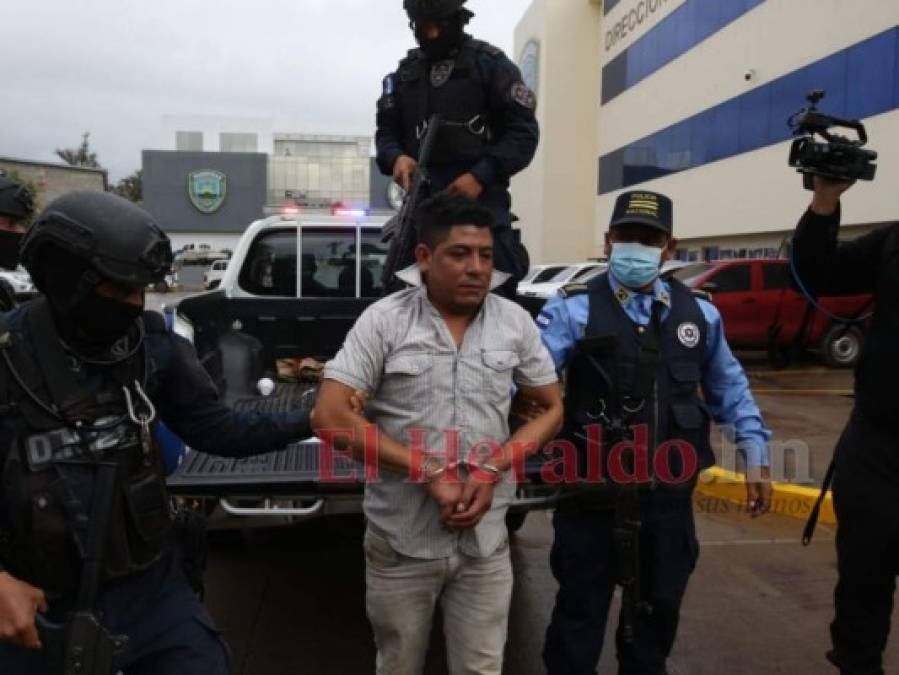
left=188, top=170, right=227, bottom=213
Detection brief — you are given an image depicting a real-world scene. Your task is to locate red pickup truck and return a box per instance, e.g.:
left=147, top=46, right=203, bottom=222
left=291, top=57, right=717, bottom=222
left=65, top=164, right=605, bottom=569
left=670, top=259, right=873, bottom=368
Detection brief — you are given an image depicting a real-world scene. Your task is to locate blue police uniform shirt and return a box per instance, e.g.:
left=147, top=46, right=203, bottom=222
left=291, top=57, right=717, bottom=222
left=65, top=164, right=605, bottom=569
left=538, top=273, right=771, bottom=468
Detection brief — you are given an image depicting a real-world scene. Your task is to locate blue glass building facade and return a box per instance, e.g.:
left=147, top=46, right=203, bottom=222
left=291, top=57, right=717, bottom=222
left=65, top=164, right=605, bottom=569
left=598, top=27, right=899, bottom=195
left=602, top=0, right=766, bottom=104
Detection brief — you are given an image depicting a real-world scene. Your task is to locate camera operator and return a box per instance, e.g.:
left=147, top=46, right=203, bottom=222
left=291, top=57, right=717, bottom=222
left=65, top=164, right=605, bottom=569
left=793, top=175, right=899, bottom=675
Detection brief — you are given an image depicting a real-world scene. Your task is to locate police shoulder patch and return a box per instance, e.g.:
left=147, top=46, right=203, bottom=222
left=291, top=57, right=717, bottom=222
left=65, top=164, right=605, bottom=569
left=558, top=283, right=589, bottom=299
left=511, top=81, right=537, bottom=110
left=536, top=310, right=553, bottom=329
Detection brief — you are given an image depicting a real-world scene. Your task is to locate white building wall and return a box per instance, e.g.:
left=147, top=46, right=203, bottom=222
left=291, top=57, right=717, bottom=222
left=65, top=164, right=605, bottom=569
left=514, top=0, right=899, bottom=262
left=512, top=0, right=603, bottom=264
left=161, top=115, right=276, bottom=154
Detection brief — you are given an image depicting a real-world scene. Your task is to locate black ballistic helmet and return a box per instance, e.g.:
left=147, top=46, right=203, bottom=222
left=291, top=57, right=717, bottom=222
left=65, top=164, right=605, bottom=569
left=404, top=0, right=469, bottom=20
left=0, top=177, right=35, bottom=221
left=21, top=191, right=172, bottom=294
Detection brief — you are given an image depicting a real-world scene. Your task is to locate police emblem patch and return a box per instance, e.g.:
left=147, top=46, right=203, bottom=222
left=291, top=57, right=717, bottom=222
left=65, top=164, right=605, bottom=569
left=511, top=82, right=537, bottom=109
left=430, top=60, right=455, bottom=88
left=188, top=170, right=227, bottom=214
left=537, top=311, right=552, bottom=328
left=677, top=322, right=701, bottom=349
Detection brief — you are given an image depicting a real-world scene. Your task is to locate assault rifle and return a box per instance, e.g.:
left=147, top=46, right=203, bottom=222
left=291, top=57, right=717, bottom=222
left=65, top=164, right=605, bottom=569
left=381, top=114, right=442, bottom=292
left=37, top=462, right=128, bottom=675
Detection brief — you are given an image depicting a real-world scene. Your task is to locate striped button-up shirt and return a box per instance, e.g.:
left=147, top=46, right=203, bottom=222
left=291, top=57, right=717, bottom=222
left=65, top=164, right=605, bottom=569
left=323, top=270, right=558, bottom=559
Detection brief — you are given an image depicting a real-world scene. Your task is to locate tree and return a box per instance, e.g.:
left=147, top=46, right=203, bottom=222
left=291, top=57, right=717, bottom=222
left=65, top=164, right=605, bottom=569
left=55, top=132, right=101, bottom=169
left=112, top=170, right=143, bottom=204
left=1, top=170, right=40, bottom=226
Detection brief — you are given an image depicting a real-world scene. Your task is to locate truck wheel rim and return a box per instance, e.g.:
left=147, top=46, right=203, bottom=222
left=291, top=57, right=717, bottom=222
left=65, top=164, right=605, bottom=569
left=832, top=336, right=858, bottom=362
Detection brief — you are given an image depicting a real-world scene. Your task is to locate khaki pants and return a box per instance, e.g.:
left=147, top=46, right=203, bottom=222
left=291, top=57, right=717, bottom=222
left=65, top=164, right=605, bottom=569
left=364, top=526, right=513, bottom=675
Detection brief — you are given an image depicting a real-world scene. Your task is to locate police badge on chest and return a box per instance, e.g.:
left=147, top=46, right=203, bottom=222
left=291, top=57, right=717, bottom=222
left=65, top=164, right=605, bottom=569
left=430, top=60, right=455, bottom=87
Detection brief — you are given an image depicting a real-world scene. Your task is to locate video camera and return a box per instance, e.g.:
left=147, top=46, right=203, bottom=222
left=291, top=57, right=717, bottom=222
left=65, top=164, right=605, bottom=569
left=787, top=90, right=878, bottom=190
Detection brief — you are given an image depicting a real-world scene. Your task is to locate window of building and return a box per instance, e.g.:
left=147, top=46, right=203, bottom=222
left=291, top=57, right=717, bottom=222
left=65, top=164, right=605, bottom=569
left=220, top=133, right=258, bottom=153
left=175, top=131, right=203, bottom=152
left=300, top=228, right=357, bottom=298
left=702, top=246, right=720, bottom=262
left=598, top=27, right=899, bottom=194
left=710, top=264, right=751, bottom=293
left=238, top=230, right=297, bottom=297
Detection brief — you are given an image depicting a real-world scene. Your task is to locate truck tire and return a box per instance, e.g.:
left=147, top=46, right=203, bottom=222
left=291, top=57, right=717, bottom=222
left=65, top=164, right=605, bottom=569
left=505, top=511, right=527, bottom=534
left=820, top=324, right=863, bottom=368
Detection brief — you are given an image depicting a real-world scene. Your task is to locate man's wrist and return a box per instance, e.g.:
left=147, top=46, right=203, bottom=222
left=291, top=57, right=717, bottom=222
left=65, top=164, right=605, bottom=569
left=467, top=459, right=504, bottom=484
left=422, top=457, right=460, bottom=483
left=810, top=195, right=840, bottom=217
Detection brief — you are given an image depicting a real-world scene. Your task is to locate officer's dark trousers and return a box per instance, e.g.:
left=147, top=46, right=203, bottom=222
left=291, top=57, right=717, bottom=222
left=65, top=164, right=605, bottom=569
left=828, top=411, right=899, bottom=675
left=543, top=491, right=698, bottom=675
left=0, top=546, right=230, bottom=675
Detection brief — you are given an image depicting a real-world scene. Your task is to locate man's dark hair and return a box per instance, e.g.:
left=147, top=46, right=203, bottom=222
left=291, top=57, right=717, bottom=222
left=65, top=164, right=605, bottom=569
left=416, top=194, right=495, bottom=249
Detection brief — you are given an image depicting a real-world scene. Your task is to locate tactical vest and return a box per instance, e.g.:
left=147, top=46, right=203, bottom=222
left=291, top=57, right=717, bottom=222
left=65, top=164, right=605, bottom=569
left=0, top=300, right=172, bottom=594
left=396, top=38, right=495, bottom=166
left=561, top=274, right=715, bottom=495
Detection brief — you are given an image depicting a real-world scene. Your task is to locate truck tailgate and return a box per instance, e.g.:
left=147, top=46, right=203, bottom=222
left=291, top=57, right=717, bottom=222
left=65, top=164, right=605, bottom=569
left=166, top=383, right=363, bottom=497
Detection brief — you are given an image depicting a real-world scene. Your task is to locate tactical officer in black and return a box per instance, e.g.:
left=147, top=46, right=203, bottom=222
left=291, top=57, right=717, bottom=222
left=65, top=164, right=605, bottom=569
left=0, top=192, right=312, bottom=674
left=0, top=177, right=35, bottom=312
left=538, top=191, right=772, bottom=674
left=376, top=0, right=539, bottom=296
left=793, top=177, right=899, bottom=675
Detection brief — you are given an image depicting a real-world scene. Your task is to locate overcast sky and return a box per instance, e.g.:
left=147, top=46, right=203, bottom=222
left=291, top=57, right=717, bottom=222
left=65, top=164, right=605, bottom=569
left=0, top=0, right=531, bottom=181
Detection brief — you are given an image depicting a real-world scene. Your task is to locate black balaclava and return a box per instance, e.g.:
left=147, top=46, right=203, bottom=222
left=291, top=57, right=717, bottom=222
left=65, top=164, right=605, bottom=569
left=42, top=246, right=143, bottom=353
left=0, top=229, right=23, bottom=270
left=414, top=12, right=468, bottom=60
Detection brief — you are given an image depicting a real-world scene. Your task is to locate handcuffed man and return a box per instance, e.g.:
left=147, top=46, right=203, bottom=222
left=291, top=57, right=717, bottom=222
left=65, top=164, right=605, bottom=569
left=313, top=193, right=562, bottom=675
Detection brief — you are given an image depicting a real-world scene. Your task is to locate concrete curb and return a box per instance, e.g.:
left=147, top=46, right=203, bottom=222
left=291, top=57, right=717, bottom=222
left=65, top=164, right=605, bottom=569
left=696, top=467, right=835, bottom=525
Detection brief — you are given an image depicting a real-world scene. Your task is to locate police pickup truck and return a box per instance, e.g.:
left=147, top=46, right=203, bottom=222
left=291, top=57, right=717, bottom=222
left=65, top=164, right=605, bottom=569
left=166, top=210, right=550, bottom=530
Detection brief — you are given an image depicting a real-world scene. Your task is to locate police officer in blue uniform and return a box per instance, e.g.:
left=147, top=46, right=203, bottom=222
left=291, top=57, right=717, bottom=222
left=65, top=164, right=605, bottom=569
left=0, top=192, right=313, bottom=673
left=539, top=190, right=773, bottom=675
left=376, top=0, right=539, bottom=295
left=0, top=177, right=35, bottom=312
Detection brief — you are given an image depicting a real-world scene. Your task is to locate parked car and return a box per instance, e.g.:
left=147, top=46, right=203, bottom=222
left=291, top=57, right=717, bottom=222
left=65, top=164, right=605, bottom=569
left=0, top=267, right=35, bottom=296
left=518, top=262, right=607, bottom=299
left=520, top=264, right=570, bottom=286
left=671, top=259, right=873, bottom=367
left=204, top=259, right=229, bottom=290
left=148, top=267, right=179, bottom=293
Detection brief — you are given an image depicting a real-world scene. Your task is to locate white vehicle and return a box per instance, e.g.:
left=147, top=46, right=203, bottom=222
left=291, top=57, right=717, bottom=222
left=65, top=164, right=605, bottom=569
left=520, top=264, right=570, bottom=286
left=0, top=267, right=35, bottom=295
left=204, top=259, right=229, bottom=290
left=167, top=209, right=558, bottom=532
left=517, top=262, right=607, bottom=299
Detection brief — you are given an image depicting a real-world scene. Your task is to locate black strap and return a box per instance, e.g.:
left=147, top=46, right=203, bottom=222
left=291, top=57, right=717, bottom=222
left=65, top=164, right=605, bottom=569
left=26, top=299, right=91, bottom=424
left=802, top=458, right=836, bottom=546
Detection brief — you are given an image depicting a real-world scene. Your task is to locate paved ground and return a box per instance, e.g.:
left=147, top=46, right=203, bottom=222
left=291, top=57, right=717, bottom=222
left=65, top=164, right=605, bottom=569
left=203, top=507, right=898, bottom=675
